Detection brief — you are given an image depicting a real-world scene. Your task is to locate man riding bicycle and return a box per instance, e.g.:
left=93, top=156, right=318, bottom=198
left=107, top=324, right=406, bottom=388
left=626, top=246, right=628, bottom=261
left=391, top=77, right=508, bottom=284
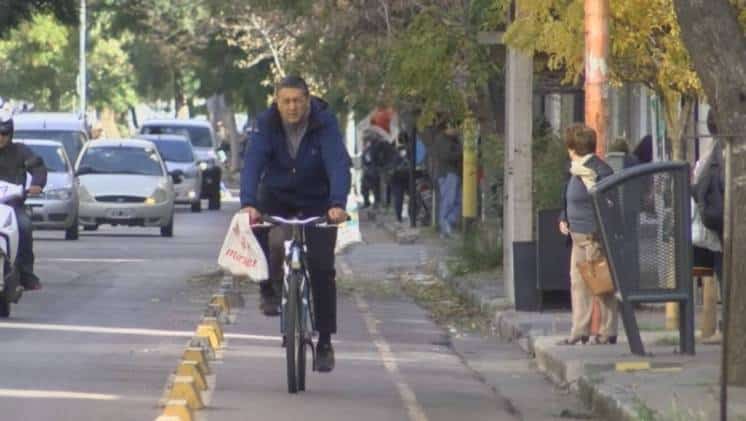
left=240, top=75, right=351, bottom=373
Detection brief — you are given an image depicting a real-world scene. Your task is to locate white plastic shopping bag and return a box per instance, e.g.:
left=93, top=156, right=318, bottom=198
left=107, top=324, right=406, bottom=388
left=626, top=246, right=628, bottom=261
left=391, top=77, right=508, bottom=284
left=218, top=212, right=268, bottom=281
left=691, top=198, right=721, bottom=252
left=335, top=195, right=363, bottom=254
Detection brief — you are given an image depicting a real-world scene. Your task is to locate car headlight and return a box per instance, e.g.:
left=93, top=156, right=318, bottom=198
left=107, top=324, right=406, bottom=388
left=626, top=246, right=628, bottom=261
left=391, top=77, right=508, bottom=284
left=78, top=186, right=95, bottom=202
left=45, top=188, right=73, bottom=200
left=147, top=188, right=168, bottom=205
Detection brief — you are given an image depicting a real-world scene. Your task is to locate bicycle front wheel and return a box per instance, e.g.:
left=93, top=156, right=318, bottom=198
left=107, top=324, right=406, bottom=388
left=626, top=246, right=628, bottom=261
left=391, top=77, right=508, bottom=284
left=285, top=275, right=299, bottom=394
left=297, top=283, right=308, bottom=391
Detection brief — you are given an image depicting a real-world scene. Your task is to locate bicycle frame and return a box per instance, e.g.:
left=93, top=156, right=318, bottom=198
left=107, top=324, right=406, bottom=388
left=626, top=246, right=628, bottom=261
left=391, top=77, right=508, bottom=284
left=281, top=223, right=316, bottom=340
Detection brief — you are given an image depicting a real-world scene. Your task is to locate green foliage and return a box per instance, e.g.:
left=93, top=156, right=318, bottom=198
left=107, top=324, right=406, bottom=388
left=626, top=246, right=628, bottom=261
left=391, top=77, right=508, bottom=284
left=0, top=0, right=77, bottom=37
left=0, top=13, right=76, bottom=110
left=532, top=124, right=568, bottom=212
left=388, top=10, right=466, bottom=125
left=0, top=12, right=139, bottom=114
left=504, top=0, right=702, bottom=98
left=87, top=37, right=138, bottom=113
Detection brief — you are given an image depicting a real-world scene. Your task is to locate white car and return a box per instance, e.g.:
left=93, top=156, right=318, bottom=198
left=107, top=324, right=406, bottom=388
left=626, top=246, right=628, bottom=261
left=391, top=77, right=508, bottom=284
left=137, top=134, right=203, bottom=212
left=75, top=139, right=176, bottom=237
left=16, top=139, right=79, bottom=240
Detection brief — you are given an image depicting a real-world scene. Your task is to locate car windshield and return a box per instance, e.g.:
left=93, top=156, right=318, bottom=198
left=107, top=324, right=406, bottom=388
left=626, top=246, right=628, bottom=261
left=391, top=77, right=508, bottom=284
left=78, top=146, right=164, bottom=176
left=152, top=140, right=194, bottom=163
left=141, top=125, right=213, bottom=148
left=25, top=144, right=68, bottom=172
left=14, top=130, right=84, bottom=162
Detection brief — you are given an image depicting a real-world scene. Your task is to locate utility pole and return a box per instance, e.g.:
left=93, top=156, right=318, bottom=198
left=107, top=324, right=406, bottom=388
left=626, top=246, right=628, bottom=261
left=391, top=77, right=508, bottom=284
left=503, top=0, right=534, bottom=305
left=584, top=0, right=609, bottom=155
left=79, top=0, right=87, bottom=118
left=584, top=0, right=610, bottom=334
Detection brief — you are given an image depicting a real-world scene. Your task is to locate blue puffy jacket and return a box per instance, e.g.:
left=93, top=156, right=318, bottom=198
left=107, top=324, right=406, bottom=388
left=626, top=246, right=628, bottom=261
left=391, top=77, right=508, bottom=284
left=240, top=97, right=351, bottom=215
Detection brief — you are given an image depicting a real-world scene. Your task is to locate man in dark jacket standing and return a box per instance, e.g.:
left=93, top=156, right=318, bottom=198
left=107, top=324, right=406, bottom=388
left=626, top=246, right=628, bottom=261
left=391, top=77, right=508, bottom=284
left=240, top=76, right=351, bottom=372
left=0, top=113, right=47, bottom=290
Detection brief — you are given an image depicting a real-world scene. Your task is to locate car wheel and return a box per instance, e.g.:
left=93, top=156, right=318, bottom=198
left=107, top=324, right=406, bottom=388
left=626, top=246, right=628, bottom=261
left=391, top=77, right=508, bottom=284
left=191, top=200, right=202, bottom=213
left=161, top=217, right=174, bottom=237
left=65, top=217, right=79, bottom=240
left=208, top=188, right=221, bottom=210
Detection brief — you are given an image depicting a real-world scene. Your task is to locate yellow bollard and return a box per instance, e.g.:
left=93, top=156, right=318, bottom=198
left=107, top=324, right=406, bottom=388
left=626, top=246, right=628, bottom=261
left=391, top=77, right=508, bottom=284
left=182, top=347, right=210, bottom=375
left=210, top=294, right=231, bottom=314
left=201, top=317, right=224, bottom=342
left=701, top=276, right=717, bottom=338
left=176, top=360, right=208, bottom=391
left=162, top=400, right=194, bottom=421
left=665, top=302, right=679, bottom=330
left=167, top=376, right=204, bottom=410
left=461, top=117, right=478, bottom=221
left=196, top=324, right=221, bottom=350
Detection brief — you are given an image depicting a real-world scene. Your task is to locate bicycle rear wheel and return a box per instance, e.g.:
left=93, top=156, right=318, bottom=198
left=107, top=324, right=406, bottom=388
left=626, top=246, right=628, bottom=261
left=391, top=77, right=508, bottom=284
left=285, top=275, right=299, bottom=394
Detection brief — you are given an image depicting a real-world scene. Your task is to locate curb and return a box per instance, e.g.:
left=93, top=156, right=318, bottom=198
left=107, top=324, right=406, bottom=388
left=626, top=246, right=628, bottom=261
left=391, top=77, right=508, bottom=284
left=532, top=337, right=643, bottom=421
left=432, top=258, right=639, bottom=421
left=435, top=261, right=510, bottom=318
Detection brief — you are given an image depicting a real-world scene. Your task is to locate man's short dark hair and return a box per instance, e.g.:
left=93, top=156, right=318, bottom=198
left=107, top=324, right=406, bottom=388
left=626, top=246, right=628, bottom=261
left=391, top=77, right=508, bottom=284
left=275, top=75, right=310, bottom=97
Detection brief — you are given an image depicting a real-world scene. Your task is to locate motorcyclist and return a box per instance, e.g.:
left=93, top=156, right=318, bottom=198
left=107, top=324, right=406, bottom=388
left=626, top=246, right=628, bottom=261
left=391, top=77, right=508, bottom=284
left=0, top=112, right=47, bottom=290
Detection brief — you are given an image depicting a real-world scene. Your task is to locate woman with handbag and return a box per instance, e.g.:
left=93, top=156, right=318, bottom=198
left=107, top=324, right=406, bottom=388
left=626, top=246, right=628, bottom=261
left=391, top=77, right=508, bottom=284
left=558, top=125, right=619, bottom=345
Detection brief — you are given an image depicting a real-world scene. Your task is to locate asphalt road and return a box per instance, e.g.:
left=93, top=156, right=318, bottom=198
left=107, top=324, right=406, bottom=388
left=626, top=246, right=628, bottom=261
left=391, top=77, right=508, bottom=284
left=0, top=198, right=585, bottom=421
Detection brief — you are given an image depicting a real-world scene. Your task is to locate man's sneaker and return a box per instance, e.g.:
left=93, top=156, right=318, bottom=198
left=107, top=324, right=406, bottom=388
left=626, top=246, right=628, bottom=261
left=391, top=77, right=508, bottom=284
left=316, top=342, right=335, bottom=373
left=259, top=283, right=280, bottom=316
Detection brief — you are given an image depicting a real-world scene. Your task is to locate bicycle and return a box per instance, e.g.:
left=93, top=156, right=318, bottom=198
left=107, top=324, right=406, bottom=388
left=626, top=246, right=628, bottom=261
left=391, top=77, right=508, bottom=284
left=255, top=215, right=335, bottom=394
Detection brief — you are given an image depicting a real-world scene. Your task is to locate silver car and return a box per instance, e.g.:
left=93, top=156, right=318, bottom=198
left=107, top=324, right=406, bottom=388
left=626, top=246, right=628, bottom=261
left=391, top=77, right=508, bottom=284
left=75, top=139, right=176, bottom=237
left=17, top=139, right=80, bottom=240
left=138, top=120, right=223, bottom=210
left=137, top=134, right=203, bottom=212
left=13, top=112, right=89, bottom=164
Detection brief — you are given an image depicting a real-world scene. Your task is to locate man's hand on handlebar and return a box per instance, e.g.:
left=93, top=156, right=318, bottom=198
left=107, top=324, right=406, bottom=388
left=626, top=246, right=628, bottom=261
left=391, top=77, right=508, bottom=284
left=240, top=206, right=262, bottom=224
left=327, top=207, right=349, bottom=225
left=27, top=185, right=42, bottom=196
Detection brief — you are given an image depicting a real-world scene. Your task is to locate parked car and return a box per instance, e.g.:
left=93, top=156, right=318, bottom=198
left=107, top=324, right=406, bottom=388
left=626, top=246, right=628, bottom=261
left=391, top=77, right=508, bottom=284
left=138, top=120, right=222, bottom=210
left=16, top=139, right=79, bottom=240
left=137, top=134, right=203, bottom=212
left=13, top=113, right=89, bottom=163
left=75, top=139, right=176, bottom=237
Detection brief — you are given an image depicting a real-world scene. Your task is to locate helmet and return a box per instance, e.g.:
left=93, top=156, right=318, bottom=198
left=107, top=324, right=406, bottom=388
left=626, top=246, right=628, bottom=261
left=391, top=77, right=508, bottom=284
left=0, top=110, right=13, bottom=141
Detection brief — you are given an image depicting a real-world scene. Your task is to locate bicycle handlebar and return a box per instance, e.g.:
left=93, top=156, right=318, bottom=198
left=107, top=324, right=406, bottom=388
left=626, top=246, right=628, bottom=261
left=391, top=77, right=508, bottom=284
left=250, top=214, right=350, bottom=229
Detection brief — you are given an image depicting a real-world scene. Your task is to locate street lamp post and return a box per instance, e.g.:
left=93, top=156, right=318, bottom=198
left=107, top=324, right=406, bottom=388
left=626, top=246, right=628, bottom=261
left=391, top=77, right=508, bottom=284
left=79, top=0, right=87, bottom=118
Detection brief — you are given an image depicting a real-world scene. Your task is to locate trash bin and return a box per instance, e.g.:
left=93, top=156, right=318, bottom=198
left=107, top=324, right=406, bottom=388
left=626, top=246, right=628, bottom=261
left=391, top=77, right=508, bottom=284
left=590, top=161, right=695, bottom=355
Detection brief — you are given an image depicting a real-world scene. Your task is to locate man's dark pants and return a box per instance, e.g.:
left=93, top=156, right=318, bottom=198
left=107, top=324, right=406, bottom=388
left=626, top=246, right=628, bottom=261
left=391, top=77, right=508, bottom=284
left=14, top=206, right=36, bottom=284
left=253, top=199, right=338, bottom=335
left=361, top=171, right=381, bottom=207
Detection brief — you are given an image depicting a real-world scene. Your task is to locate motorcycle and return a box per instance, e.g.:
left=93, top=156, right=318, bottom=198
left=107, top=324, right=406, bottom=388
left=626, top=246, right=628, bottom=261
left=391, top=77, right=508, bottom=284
left=0, top=180, right=23, bottom=317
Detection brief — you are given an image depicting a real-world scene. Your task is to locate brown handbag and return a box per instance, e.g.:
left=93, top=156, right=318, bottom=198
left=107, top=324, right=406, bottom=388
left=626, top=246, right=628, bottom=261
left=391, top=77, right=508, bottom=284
left=577, top=256, right=615, bottom=296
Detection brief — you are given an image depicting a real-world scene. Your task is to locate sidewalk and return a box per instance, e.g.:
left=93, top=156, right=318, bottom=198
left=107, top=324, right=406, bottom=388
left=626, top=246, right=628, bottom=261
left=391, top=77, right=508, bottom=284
left=371, top=207, right=746, bottom=421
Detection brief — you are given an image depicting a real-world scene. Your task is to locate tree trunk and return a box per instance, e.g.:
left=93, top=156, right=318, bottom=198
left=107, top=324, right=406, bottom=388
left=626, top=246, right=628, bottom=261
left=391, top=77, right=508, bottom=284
left=207, top=94, right=242, bottom=174
left=661, top=93, right=695, bottom=161
left=174, top=70, right=188, bottom=119
left=100, top=107, right=121, bottom=138
left=673, top=0, right=746, bottom=386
